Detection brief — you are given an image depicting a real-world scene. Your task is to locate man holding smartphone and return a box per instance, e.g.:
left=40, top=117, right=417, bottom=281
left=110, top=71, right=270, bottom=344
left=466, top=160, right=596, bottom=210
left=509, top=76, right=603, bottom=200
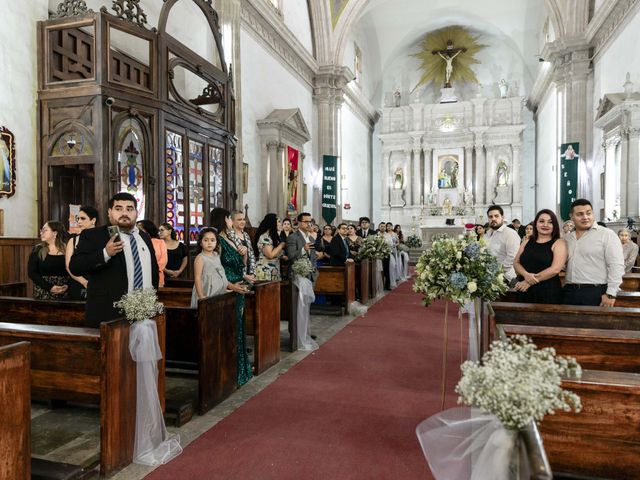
left=287, top=212, right=322, bottom=283
left=70, top=192, right=159, bottom=327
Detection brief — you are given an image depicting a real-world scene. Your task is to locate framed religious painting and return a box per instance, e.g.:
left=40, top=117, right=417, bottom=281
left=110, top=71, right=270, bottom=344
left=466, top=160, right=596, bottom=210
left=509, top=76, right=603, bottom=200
left=0, top=126, right=16, bottom=197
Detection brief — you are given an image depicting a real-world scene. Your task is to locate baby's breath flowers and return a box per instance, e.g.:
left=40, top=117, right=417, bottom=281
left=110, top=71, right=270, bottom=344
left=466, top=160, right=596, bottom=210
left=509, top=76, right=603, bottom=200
left=456, top=335, right=582, bottom=430
left=291, top=257, right=314, bottom=278
left=114, top=288, right=164, bottom=322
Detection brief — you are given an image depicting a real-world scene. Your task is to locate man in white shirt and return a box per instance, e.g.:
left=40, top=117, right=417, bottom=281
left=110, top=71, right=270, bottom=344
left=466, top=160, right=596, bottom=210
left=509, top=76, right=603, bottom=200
left=485, top=205, right=521, bottom=285
left=563, top=199, right=625, bottom=306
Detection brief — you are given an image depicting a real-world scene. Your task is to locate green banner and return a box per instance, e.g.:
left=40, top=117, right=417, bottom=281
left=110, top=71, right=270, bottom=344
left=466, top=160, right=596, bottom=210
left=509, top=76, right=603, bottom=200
left=560, top=142, right=579, bottom=221
left=322, top=155, right=338, bottom=225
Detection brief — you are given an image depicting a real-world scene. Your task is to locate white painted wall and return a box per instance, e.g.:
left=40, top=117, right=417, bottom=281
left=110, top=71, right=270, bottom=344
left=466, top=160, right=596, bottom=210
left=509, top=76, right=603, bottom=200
left=340, top=105, right=371, bottom=222
left=535, top=85, right=559, bottom=215
left=282, top=0, right=313, bottom=54
left=0, top=0, right=48, bottom=237
left=521, top=108, right=536, bottom=223
left=591, top=7, right=640, bottom=219
left=240, top=28, right=314, bottom=222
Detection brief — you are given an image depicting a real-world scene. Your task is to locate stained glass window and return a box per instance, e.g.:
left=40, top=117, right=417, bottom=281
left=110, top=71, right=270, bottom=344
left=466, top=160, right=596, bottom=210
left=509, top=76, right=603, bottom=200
left=117, top=119, right=146, bottom=218
left=209, top=145, right=224, bottom=209
left=188, top=140, right=205, bottom=242
left=165, top=131, right=185, bottom=241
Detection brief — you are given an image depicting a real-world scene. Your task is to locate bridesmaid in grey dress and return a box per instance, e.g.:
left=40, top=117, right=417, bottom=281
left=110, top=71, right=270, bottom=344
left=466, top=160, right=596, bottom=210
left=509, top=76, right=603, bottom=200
left=191, top=228, right=229, bottom=307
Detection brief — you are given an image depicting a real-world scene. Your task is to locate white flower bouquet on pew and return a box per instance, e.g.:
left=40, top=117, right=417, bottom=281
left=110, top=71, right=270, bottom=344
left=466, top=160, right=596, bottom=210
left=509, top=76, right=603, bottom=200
left=417, top=335, right=582, bottom=479
left=357, top=234, right=391, bottom=260
left=291, top=257, right=314, bottom=278
left=114, top=288, right=181, bottom=465
left=113, top=288, right=164, bottom=322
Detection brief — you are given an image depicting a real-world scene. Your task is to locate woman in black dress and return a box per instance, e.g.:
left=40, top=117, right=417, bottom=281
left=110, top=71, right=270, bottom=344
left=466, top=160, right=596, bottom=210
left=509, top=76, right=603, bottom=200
left=65, top=205, right=99, bottom=300
left=513, top=209, right=567, bottom=304
left=159, top=222, right=188, bottom=279
left=29, top=221, right=70, bottom=299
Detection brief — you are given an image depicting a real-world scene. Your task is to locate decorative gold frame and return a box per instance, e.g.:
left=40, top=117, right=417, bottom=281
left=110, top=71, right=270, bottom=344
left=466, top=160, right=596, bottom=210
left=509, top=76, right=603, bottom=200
left=0, top=126, right=16, bottom=198
left=242, top=162, right=249, bottom=193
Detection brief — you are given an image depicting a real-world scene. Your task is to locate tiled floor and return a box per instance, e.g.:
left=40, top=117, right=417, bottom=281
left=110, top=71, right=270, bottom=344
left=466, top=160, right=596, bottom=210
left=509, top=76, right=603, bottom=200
left=31, top=301, right=377, bottom=479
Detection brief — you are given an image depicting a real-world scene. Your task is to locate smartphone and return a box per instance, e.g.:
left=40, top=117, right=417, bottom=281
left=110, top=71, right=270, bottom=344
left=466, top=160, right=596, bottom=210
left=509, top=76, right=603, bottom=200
left=107, top=225, right=121, bottom=242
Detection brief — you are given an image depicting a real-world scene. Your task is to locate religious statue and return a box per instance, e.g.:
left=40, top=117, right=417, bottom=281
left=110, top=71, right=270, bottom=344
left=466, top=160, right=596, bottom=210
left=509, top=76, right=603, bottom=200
left=496, top=161, right=509, bottom=186
left=438, top=158, right=458, bottom=189
left=463, top=187, right=474, bottom=206
left=393, top=167, right=403, bottom=190
left=393, top=88, right=401, bottom=107
left=499, top=79, right=508, bottom=98
left=432, top=40, right=467, bottom=88
left=427, top=188, right=437, bottom=206
left=442, top=195, right=453, bottom=215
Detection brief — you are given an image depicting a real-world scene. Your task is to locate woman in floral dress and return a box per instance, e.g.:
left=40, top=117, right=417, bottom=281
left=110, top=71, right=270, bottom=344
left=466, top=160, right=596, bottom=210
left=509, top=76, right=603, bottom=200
left=254, top=213, right=287, bottom=281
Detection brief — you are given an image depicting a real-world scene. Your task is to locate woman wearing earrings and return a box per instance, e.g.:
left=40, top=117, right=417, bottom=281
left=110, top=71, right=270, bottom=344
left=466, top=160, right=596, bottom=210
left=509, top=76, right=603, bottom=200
left=65, top=205, right=99, bottom=300
left=29, top=221, right=70, bottom=299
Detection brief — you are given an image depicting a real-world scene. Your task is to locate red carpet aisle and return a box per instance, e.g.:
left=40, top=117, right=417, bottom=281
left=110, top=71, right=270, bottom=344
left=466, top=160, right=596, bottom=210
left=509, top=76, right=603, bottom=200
left=147, top=279, right=466, bottom=480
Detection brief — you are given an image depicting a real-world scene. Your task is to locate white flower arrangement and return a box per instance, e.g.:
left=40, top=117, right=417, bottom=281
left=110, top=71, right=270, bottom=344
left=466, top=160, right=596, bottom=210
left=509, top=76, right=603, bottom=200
left=114, top=288, right=164, bottom=322
left=406, top=234, right=423, bottom=249
left=291, top=257, right=314, bottom=277
left=357, top=234, right=392, bottom=260
left=456, top=335, right=582, bottom=430
left=413, top=233, right=507, bottom=306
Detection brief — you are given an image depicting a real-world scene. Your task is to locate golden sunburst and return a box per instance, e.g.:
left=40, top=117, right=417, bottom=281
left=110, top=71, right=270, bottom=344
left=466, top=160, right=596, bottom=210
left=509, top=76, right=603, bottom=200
left=412, top=26, right=486, bottom=90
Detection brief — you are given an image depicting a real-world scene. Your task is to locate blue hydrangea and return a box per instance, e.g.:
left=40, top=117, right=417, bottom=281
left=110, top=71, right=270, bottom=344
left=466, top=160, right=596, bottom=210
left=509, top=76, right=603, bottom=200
left=480, top=273, right=494, bottom=287
left=464, top=242, right=481, bottom=259
left=449, top=272, right=468, bottom=289
left=487, top=261, right=500, bottom=274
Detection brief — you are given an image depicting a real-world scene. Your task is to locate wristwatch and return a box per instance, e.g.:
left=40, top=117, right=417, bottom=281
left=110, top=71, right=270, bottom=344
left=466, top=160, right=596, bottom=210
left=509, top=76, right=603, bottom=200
left=606, top=293, right=616, bottom=299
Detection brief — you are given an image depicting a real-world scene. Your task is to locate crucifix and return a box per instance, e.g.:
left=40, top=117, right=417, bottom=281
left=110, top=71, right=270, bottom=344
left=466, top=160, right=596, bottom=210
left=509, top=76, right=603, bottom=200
left=432, top=40, right=467, bottom=88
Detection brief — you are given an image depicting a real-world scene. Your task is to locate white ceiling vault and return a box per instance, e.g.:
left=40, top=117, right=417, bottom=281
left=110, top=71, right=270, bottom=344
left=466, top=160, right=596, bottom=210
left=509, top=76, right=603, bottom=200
left=319, top=0, right=562, bottom=107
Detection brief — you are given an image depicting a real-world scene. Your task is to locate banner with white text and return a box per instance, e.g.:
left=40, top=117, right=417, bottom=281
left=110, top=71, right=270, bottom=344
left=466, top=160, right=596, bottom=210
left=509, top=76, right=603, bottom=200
left=560, top=142, right=579, bottom=221
left=322, top=155, right=338, bottom=225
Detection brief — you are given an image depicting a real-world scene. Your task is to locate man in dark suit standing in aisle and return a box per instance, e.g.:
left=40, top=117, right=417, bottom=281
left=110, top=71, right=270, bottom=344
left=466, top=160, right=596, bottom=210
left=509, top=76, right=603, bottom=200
left=356, top=217, right=376, bottom=238
left=287, top=212, right=322, bottom=283
left=329, top=223, right=355, bottom=266
left=70, top=192, right=159, bottom=327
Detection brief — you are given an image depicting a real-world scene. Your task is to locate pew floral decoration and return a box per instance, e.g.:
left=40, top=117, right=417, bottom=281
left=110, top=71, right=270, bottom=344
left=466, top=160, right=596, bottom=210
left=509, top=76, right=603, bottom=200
left=357, top=235, right=392, bottom=260
left=291, top=257, right=314, bottom=278
left=417, top=335, right=581, bottom=479
left=406, top=234, right=423, bottom=249
left=113, top=288, right=164, bottom=322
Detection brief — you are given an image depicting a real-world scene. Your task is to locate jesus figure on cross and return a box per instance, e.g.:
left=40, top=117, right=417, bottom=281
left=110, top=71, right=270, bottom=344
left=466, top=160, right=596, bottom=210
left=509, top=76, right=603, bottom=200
left=432, top=40, right=467, bottom=88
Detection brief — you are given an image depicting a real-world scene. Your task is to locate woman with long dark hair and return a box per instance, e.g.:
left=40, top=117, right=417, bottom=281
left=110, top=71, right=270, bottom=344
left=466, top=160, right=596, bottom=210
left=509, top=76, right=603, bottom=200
left=29, top=221, right=69, bottom=299
left=159, top=222, right=188, bottom=279
left=513, top=209, right=567, bottom=304
left=65, top=205, right=98, bottom=300
left=209, top=207, right=253, bottom=386
left=254, top=213, right=286, bottom=281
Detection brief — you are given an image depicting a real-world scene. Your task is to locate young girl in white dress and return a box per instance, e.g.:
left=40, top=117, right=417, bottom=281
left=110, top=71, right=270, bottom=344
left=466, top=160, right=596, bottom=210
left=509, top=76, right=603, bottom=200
left=191, top=227, right=229, bottom=307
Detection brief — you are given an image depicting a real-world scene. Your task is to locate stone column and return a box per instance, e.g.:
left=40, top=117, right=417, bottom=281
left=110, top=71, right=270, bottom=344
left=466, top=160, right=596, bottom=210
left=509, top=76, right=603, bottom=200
left=603, top=139, right=620, bottom=219
left=382, top=150, right=391, bottom=207
left=474, top=144, right=486, bottom=205
left=620, top=129, right=630, bottom=218
left=277, top=143, right=286, bottom=217
left=266, top=141, right=279, bottom=213
left=511, top=145, right=522, bottom=205
left=404, top=149, right=413, bottom=205
left=413, top=147, right=422, bottom=205
left=464, top=145, right=473, bottom=190
left=627, top=129, right=640, bottom=217
left=485, top=146, right=494, bottom=205
left=423, top=147, right=432, bottom=197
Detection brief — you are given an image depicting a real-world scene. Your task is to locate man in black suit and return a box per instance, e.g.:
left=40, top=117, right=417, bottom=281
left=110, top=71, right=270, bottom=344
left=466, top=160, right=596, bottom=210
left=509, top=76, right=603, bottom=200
left=329, top=223, right=355, bottom=266
left=355, top=217, right=376, bottom=238
left=286, top=211, right=322, bottom=283
left=70, top=192, right=159, bottom=327
left=508, top=219, right=526, bottom=239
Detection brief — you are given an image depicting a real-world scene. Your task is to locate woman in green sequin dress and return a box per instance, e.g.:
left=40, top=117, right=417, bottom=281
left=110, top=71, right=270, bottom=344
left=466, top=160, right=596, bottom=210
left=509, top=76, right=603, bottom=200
left=211, top=208, right=253, bottom=386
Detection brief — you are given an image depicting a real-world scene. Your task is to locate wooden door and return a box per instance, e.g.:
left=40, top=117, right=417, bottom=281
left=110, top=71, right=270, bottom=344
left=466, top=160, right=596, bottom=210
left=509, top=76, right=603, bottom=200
left=49, top=164, right=95, bottom=228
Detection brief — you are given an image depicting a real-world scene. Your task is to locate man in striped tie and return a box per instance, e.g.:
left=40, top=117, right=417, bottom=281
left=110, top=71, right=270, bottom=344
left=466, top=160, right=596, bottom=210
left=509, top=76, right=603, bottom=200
left=70, top=192, right=159, bottom=328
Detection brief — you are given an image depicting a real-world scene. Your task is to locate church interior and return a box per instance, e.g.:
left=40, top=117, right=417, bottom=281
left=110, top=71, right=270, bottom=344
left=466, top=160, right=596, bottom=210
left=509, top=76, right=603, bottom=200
left=1, top=0, right=640, bottom=479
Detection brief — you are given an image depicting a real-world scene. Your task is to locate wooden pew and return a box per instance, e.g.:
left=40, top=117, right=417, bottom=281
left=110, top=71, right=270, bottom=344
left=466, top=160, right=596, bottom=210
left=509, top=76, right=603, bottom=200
left=0, top=281, right=27, bottom=297
left=615, top=291, right=640, bottom=307
left=0, top=317, right=165, bottom=476
left=355, top=259, right=371, bottom=304
left=539, top=370, right=640, bottom=479
left=245, top=280, right=281, bottom=374
left=312, top=263, right=356, bottom=314
left=621, top=273, right=640, bottom=291
left=369, top=258, right=381, bottom=299
left=157, top=287, right=237, bottom=414
left=0, top=342, right=30, bottom=480
left=0, top=296, right=85, bottom=326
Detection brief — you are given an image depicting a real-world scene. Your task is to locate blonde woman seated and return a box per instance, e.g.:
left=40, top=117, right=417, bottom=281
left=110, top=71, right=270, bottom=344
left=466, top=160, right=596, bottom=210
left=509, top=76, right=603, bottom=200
left=619, top=228, right=639, bottom=273
left=513, top=209, right=567, bottom=304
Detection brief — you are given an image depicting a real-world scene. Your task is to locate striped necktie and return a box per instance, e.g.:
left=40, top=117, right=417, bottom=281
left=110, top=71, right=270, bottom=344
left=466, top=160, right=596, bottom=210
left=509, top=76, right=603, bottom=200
left=127, top=233, right=144, bottom=290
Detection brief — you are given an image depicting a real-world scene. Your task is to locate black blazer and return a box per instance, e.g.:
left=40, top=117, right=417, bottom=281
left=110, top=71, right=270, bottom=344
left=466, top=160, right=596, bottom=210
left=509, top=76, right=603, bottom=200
left=69, top=225, right=159, bottom=328
left=356, top=228, right=377, bottom=238
left=329, top=235, right=350, bottom=266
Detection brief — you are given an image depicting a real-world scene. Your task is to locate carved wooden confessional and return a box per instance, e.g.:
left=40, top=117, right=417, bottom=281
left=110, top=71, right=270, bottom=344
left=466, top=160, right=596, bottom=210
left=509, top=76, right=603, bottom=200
left=38, top=0, right=236, bottom=244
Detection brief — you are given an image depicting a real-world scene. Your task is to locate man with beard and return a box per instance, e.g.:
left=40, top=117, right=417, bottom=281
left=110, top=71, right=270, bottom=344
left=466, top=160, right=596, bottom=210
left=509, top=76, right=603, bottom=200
left=485, top=205, right=521, bottom=285
left=563, top=198, right=624, bottom=306
left=70, top=192, right=159, bottom=327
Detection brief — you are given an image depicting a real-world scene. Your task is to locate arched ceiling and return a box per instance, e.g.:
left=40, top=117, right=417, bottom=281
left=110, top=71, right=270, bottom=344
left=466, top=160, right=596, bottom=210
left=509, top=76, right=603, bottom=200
left=330, top=0, right=551, bottom=105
